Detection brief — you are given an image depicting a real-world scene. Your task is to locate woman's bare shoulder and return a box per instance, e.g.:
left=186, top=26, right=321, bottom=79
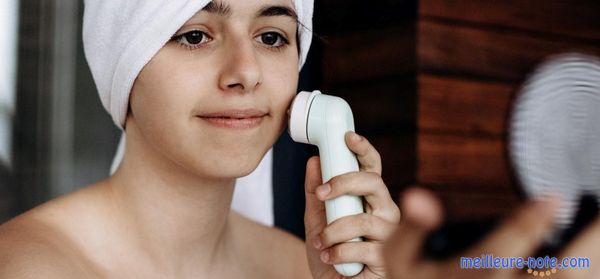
left=0, top=212, right=88, bottom=277
left=229, top=211, right=311, bottom=278
left=0, top=184, right=105, bottom=278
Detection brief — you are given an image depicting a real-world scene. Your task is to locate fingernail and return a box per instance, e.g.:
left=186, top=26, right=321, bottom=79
left=320, top=250, right=329, bottom=264
left=316, top=184, right=331, bottom=199
left=313, top=236, right=322, bottom=249
left=351, top=132, right=362, bottom=142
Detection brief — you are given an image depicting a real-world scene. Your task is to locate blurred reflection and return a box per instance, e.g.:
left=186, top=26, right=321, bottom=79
left=0, top=0, right=17, bottom=166
left=0, top=0, right=17, bottom=222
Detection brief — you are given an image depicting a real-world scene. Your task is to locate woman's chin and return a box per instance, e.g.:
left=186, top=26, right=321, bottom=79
left=176, top=140, right=274, bottom=180
left=191, top=154, right=264, bottom=180
left=203, top=165, right=259, bottom=180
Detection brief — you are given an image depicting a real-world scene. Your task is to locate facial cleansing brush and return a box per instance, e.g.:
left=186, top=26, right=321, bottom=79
left=288, top=90, right=365, bottom=277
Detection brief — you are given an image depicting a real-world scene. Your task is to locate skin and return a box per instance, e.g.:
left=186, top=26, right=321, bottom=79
left=384, top=188, right=600, bottom=279
left=0, top=0, right=399, bottom=278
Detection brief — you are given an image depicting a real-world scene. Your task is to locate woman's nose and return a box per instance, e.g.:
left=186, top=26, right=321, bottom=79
left=218, top=40, right=262, bottom=93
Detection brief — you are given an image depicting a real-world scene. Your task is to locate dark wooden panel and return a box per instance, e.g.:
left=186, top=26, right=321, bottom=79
left=323, top=24, right=415, bottom=85
left=325, top=77, right=416, bottom=135
left=418, top=20, right=600, bottom=82
left=420, top=0, right=600, bottom=41
left=370, top=134, right=416, bottom=203
left=419, top=74, right=515, bottom=137
left=418, top=133, right=521, bottom=220
left=417, top=133, right=514, bottom=189
left=316, top=0, right=416, bottom=35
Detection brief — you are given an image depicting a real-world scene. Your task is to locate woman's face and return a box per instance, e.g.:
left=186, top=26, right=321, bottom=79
left=128, top=0, right=299, bottom=179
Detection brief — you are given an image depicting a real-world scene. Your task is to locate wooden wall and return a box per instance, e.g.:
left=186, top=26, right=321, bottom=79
left=417, top=0, right=600, bottom=221
left=314, top=0, right=418, bottom=201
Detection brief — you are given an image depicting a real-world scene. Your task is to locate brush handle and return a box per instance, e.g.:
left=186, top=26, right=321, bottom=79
left=289, top=91, right=365, bottom=277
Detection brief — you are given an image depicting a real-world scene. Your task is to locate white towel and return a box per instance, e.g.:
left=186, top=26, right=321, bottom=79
left=82, top=0, right=314, bottom=173
left=231, top=148, right=274, bottom=225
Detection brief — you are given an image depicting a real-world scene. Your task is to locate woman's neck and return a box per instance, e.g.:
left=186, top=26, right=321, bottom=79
left=103, top=123, right=236, bottom=274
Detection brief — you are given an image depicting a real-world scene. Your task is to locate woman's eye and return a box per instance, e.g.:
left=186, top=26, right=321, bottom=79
left=175, top=30, right=212, bottom=48
left=257, top=32, right=288, bottom=48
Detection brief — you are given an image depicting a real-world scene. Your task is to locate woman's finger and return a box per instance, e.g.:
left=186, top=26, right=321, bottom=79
left=320, top=241, right=385, bottom=268
left=316, top=213, right=396, bottom=250
left=303, top=156, right=335, bottom=276
left=384, top=188, right=443, bottom=275
left=317, top=171, right=399, bottom=223
left=345, top=132, right=382, bottom=175
left=304, top=156, right=326, bottom=245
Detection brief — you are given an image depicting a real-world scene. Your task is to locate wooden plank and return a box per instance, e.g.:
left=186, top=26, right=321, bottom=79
left=424, top=188, right=521, bottom=221
left=369, top=134, right=416, bottom=202
left=418, top=133, right=522, bottom=220
left=322, top=24, right=415, bottom=84
left=325, top=77, right=416, bottom=135
left=316, top=0, right=416, bottom=35
left=417, top=133, right=515, bottom=190
left=418, top=20, right=600, bottom=82
left=420, top=0, right=600, bottom=41
left=418, top=74, right=515, bottom=137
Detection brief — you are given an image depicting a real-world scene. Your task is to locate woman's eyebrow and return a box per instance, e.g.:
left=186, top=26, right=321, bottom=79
left=200, top=1, right=297, bottom=22
left=256, top=5, right=298, bottom=21
left=201, top=1, right=232, bottom=17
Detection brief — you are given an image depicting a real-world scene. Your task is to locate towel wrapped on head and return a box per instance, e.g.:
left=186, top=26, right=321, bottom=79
left=82, top=0, right=314, bottom=173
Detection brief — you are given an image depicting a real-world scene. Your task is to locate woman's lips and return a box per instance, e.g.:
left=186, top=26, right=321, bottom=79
left=196, top=109, right=267, bottom=129
left=198, top=116, right=264, bottom=129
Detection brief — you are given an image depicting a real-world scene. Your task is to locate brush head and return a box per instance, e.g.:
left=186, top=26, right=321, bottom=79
left=509, top=53, right=600, bottom=232
left=288, top=90, right=321, bottom=144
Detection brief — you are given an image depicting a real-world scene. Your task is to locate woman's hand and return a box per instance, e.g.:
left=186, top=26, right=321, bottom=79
left=304, top=131, right=401, bottom=278
left=383, top=188, right=600, bottom=279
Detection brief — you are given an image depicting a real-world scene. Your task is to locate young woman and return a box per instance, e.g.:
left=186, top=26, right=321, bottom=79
left=0, top=0, right=400, bottom=277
